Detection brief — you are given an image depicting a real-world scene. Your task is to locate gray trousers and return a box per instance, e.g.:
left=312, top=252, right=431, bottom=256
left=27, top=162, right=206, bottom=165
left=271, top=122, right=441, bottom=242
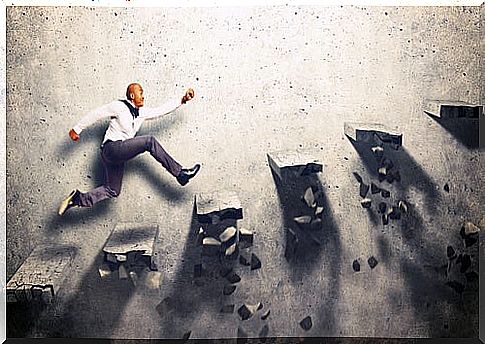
left=75, top=135, right=182, bottom=207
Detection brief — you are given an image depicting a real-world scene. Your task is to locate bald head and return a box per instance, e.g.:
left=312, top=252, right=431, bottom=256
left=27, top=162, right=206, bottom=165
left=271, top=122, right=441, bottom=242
left=126, top=83, right=144, bottom=108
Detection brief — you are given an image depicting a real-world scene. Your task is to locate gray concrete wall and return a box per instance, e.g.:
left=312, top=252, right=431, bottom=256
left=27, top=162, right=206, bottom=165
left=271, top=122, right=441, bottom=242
left=6, top=5, right=482, bottom=339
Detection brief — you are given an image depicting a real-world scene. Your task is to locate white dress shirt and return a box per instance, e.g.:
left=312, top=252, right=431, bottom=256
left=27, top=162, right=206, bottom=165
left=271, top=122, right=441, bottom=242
left=73, top=98, right=182, bottom=143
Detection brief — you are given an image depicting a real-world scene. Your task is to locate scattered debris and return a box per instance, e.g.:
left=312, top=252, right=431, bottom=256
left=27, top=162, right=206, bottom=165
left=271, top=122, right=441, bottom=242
left=221, top=304, right=235, bottom=313
left=368, top=256, right=378, bottom=269
left=223, top=285, right=236, bottom=296
left=299, top=316, right=313, bottom=331
left=445, top=281, right=465, bottom=294
left=303, top=187, right=316, bottom=208
left=294, top=215, right=312, bottom=225
left=371, top=183, right=380, bottom=194
left=352, top=260, right=360, bottom=272
left=444, top=183, right=450, bottom=193
left=360, top=198, right=372, bottom=208
left=259, top=324, right=269, bottom=338
left=202, top=237, right=221, bottom=256
left=261, top=309, right=271, bottom=320
left=381, top=189, right=390, bottom=198
left=378, top=166, right=387, bottom=176
left=360, top=183, right=370, bottom=198
left=251, top=254, right=262, bottom=270
left=226, top=271, right=241, bottom=284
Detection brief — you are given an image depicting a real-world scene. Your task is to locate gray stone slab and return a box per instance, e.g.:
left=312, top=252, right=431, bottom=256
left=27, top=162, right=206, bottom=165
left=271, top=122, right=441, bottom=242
left=103, top=223, right=159, bottom=270
left=267, top=149, right=323, bottom=180
left=195, top=191, right=243, bottom=223
left=344, top=122, right=402, bottom=147
left=6, top=244, right=77, bottom=303
left=423, top=99, right=483, bottom=118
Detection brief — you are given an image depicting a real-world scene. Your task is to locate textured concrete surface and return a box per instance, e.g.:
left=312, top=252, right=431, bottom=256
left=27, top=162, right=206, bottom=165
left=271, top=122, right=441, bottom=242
left=6, top=5, right=483, bottom=339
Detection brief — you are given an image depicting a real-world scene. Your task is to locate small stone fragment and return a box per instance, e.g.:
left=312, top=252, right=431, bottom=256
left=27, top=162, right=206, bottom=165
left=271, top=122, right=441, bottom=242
left=303, top=187, right=316, bottom=208
left=261, top=309, right=271, bottom=320
left=194, top=264, right=202, bottom=278
left=446, top=246, right=456, bottom=260
left=371, top=183, right=380, bottom=194
left=202, top=237, right=221, bottom=256
left=223, top=284, right=236, bottom=295
left=382, top=214, right=389, bottom=225
left=460, top=254, right=471, bottom=273
left=196, top=227, right=205, bottom=245
left=444, top=183, right=450, bottom=192
left=259, top=324, right=269, bottom=338
left=225, top=242, right=238, bottom=259
left=129, top=271, right=138, bottom=286
left=315, top=206, right=324, bottom=216
left=226, top=271, right=241, bottom=284
left=445, top=281, right=464, bottom=294
left=360, top=198, right=372, bottom=208
left=221, top=304, right=235, bottom=313
left=251, top=253, right=262, bottom=270
left=368, top=256, right=378, bottom=269
left=219, top=226, right=238, bottom=245
left=398, top=201, right=408, bottom=213
left=239, top=227, right=254, bottom=247
left=378, top=202, right=387, bottom=214
left=360, top=183, right=370, bottom=198
left=238, top=304, right=256, bottom=320
left=353, top=172, right=363, bottom=183
left=118, top=264, right=128, bottom=279
left=371, top=146, right=384, bottom=158
left=239, top=253, right=251, bottom=266
left=294, top=215, right=312, bottom=225
left=378, top=166, right=387, bottom=176
left=300, top=316, right=312, bottom=331
left=381, top=189, right=390, bottom=198
left=352, top=260, right=360, bottom=272
left=98, top=263, right=112, bottom=279
left=462, top=222, right=480, bottom=236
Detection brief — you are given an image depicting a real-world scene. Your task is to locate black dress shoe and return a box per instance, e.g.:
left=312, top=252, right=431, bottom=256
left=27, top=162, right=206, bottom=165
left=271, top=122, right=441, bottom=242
left=176, top=164, right=201, bottom=186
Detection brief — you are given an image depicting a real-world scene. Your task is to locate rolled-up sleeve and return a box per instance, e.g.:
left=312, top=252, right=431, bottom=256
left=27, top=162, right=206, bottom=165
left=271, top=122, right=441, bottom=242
left=72, top=101, right=120, bottom=134
left=140, top=99, right=182, bottom=120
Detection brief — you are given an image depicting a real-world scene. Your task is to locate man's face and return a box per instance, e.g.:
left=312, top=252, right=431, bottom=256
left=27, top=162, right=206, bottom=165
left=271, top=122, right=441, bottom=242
left=131, top=84, right=144, bottom=107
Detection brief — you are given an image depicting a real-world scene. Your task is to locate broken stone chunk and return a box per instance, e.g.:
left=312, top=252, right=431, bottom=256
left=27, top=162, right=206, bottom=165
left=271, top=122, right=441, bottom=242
left=118, top=264, right=128, bottom=279
left=360, top=198, right=372, bottom=208
left=445, top=281, right=465, bottom=294
left=194, top=264, right=202, bottom=278
left=299, top=316, right=312, bottom=331
left=294, top=215, right=312, bottom=225
left=446, top=246, right=457, bottom=260
left=225, top=242, right=238, bottom=259
left=219, top=226, right=238, bottom=245
left=378, top=202, right=387, bottom=214
left=239, top=228, right=254, bottom=247
left=462, top=222, right=480, bottom=236
left=371, top=183, right=380, bottom=194
left=261, top=309, right=271, bottom=320
left=202, top=237, right=221, bottom=256
left=239, top=253, right=251, bottom=266
left=221, top=304, right=235, bottom=313
left=360, top=183, right=370, bottom=198
left=223, top=284, right=236, bottom=295
left=368, top=256, right=378, bottom=269
left=251, top=254, right=262, bottom=270
left=144, top=271, right=162, bottom=290
left=196, top=227, right=205, bottom=246
left=460, top=254, right=471, bottom=273
left=303, top=187, right=316, bottom=208
left=398, top=201, right=408, bottom=213
left=381, top=189, right=390, bottom=198
left=315, top=206, right=324, bottom=216
left=352, top=260, right=360, bottom=272
left=259, top=324, right=269, bottom=338
left=226, top=271, right=241, bottom=284
left=378, top=166, right=387, bottom=176
left=444, top=183, right=450, bottom=192
left=371, top=146, right=384, bottom=158
left=238, top=303, right=262, bottom=320
left=267, top=149, right=323, bottom=180
left=353, top=172, right=363, bottom=183
left=98, top=263, right=113, bottom=279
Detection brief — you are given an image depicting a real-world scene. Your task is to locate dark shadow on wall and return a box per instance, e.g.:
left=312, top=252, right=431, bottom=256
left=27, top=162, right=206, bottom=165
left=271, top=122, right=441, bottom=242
left=348, top=138, right=477, bottom=337
left=425, top=113, right=479, bottom=150
left=270, top=168, right=342, bottom=334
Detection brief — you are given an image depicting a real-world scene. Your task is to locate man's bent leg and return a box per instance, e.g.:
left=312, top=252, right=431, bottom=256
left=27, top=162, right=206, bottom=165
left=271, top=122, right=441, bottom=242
left=103, top=136, right=182, bottom=177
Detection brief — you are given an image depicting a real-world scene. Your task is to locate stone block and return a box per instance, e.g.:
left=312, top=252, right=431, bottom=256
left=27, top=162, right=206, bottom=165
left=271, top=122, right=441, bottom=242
left=239, top=228, right=254, bottom=248
left=303, top=187, right=316, bottom=208
left=250, top=253, right=261, bottom=270
left=344, top=122, right=402, bottom=147
left=225, top=242, right=239, bottom=260
left=238, top=303, right=261, bottom=320
left=195, top=191, right=243, bottom=223
left=202, top=237, right=221, bottom=256
left=299, top=316, right=313, bottom=331
left=6, top=244, right=77, bottom=303
left=360, top=198, right=372, bottom=208
left=103, top=222, right=159, bottom=270
left=423, top=99, right=483, bottom=119
left=239, top=253, right=251, bottom=266
left=359, top=182, right=369, bottom=198
left=267, top=149, right=323, bottom=180
left=219, top=226, right=238, bottom=248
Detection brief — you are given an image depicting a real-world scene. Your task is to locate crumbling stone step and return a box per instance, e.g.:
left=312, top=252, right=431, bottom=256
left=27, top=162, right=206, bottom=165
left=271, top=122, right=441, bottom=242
left=6, top=244, right=77, bottom=303
left=267, top=149, right=323, bottom=180
left=195, top=191, right=243, bottom=224
left=423, top=99, right=483, bottom=119
left=344, top=122, right=402, bottom=147
left=103, top=222, right=159, bottom=270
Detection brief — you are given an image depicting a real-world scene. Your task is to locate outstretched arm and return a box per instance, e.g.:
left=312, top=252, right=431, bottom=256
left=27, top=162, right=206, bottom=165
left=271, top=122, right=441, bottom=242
left=141, top=88, right=195, bottom=120
left=69, top=101, right=120, bottom=141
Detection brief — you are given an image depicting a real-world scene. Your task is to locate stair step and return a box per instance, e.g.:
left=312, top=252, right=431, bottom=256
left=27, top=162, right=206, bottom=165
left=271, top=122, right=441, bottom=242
left=423, top=99, right=482, bottom=119
left=267, top=149, right=323, bottom=180
left=195, top=191, right=243, bottom=223
left=344, top=122, right=402, bottom=147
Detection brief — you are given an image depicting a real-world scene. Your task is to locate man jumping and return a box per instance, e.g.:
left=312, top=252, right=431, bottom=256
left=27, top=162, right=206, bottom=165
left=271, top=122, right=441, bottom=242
left=58, top=83, right=200, bottom=216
